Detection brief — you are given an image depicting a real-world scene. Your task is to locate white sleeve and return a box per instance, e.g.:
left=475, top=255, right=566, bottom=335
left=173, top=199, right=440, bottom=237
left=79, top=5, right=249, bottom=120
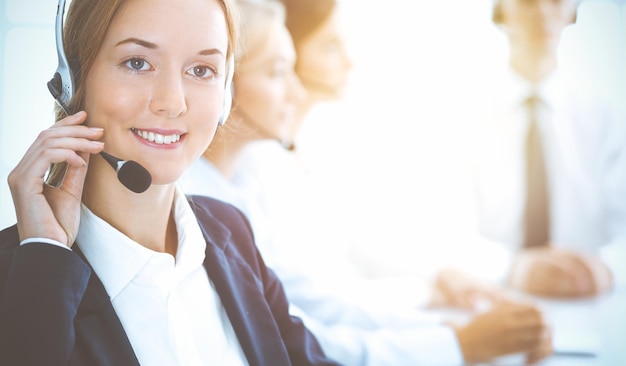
left=20, top=237, right=70, bottom=249
left=289, top=304, right=464, bottom=366
left=600, top=239, right=626, bottom=289
left=600, top=107, right=626, bottom=289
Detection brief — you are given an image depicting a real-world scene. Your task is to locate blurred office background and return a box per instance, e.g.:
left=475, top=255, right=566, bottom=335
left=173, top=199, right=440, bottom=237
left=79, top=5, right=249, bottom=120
left=299, top=0, right=626, bottom=275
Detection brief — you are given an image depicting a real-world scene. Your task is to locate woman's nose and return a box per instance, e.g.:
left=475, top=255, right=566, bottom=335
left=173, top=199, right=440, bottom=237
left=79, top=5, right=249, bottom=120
left=150, top=72, right=188, bottom=118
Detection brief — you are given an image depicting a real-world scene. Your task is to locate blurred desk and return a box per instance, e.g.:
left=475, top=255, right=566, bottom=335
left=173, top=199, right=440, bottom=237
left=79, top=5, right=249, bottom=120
left=537, top=287, right=626, bottom=366
left=492, top=287, right=626, bottom=365
left=432, top=286, right=626, bottom=365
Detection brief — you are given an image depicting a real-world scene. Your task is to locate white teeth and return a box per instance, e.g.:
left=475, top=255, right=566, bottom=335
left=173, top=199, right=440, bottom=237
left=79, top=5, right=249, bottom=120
left=133, top=128, right=181, bottom=145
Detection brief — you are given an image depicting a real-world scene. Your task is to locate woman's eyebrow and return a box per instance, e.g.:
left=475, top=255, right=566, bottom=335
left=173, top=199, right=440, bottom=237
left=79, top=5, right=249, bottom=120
left=114, top=38, right=224, bottom=58
left=199, top=48, right=225, bottom=57
left=115, top=37, right=158, bottom=49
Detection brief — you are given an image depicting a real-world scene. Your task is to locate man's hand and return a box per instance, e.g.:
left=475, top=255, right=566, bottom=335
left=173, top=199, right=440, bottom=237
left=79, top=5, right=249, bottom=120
left=509, top=247, right=613, bottom=298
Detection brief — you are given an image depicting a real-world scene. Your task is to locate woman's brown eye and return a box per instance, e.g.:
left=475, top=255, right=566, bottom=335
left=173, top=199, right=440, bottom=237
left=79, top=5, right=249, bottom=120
left=194, top=67, right=207, bottom=77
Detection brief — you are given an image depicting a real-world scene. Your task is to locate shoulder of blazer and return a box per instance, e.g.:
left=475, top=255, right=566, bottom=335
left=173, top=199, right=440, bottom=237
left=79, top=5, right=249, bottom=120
left=186, top=194, right=250, bottom=228
left=186, top=194, right=259, bottom=258
left=0, top=224, right=19, bottom=251
left=0, top=225, right=20, bottom=288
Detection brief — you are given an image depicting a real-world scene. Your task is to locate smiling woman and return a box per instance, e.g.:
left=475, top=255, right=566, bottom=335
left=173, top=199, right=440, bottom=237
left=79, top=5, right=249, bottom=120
left=80, top=1, right=230, bottom=190
left=0, top=0, right=339, bottom=364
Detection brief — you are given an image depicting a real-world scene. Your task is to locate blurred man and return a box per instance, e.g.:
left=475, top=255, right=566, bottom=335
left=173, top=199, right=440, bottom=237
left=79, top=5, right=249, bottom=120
left=471, top=0, right=626, bottom=298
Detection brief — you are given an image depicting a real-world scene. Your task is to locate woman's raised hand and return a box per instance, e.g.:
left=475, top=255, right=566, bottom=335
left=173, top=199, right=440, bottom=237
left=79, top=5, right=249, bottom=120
left=8, top=111, right=104, bottom=247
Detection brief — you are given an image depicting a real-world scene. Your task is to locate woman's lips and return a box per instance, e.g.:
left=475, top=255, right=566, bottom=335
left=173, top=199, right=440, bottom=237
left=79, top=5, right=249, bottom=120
left=131, top=127, right=182, bottom=145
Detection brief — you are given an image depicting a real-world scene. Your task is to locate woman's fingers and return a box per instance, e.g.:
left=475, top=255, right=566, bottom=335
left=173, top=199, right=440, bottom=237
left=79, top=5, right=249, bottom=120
left=13, top=116, right=103, bottom=170
left=50, top=110, right=87, bottom=127
left=59, top=151, right=92, bottom=197
left=526, top=328, right=553, bottom=364
left=489, top=302, right=549, bottom=354
left=9, top=136, right=104, bottom=194
left=456, top=301, right=551, bottom=362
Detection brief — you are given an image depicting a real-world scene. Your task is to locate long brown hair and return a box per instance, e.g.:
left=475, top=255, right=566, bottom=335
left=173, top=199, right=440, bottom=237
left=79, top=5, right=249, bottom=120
left=278, top=0, right=335, bottom=49
left=47, top=0, right=240, bottom=186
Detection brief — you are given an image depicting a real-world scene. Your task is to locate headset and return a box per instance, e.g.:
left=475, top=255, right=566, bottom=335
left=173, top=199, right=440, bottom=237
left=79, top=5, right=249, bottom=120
left=46, top=0, right=73, bottom=114
left=218, top=57, right=235, bottom=126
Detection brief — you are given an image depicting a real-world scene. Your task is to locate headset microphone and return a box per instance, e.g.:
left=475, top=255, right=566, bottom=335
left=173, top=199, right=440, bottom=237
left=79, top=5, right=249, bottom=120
left=283, top=140, right=296, bottom=151
left=46, top=0, right=152, bottom=193
left=100, top=152, right=152, bottom=193
left=280, top=137, right=296, bottom=151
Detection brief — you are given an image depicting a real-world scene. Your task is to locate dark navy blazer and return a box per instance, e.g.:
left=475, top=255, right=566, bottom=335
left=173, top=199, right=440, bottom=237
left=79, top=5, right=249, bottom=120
left=0, top=195, right=340, bottom=366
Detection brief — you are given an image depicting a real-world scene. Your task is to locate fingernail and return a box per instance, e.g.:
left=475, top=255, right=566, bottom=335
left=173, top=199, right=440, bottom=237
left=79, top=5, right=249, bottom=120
left=89, top=127, right=104, bottom=132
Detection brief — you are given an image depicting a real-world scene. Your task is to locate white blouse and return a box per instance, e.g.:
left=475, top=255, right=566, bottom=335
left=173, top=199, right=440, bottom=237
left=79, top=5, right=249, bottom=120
left=76, top=186, right=248, bottom=365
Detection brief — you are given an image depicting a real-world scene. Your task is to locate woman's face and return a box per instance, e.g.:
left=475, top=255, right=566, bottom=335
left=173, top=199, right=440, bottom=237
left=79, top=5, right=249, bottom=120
left=83, top=0, right=229, bottom=186
left=233, top=21, right=305, bottom=143
left=294, top=8, right=352, bottom=101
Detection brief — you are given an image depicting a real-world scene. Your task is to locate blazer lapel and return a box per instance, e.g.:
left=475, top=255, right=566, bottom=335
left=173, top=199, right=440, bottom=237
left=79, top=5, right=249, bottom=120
left=71, top=245, right=140, bottom=366
left=191, top=200, right=291, bottom=366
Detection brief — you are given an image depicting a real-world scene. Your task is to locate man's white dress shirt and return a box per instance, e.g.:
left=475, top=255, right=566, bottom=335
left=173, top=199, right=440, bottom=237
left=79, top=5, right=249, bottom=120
left=470, top=68, right=626, bottom=285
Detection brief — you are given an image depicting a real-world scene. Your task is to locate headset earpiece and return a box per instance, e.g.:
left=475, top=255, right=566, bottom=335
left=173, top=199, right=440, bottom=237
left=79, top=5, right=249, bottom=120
left=48, top=0, right=74, bottom=115
left=217, top=56, right=235, bottom=127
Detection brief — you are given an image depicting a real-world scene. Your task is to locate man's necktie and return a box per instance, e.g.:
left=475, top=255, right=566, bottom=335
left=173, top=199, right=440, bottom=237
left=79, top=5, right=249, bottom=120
left=523, top=95, right=550, bottom=248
